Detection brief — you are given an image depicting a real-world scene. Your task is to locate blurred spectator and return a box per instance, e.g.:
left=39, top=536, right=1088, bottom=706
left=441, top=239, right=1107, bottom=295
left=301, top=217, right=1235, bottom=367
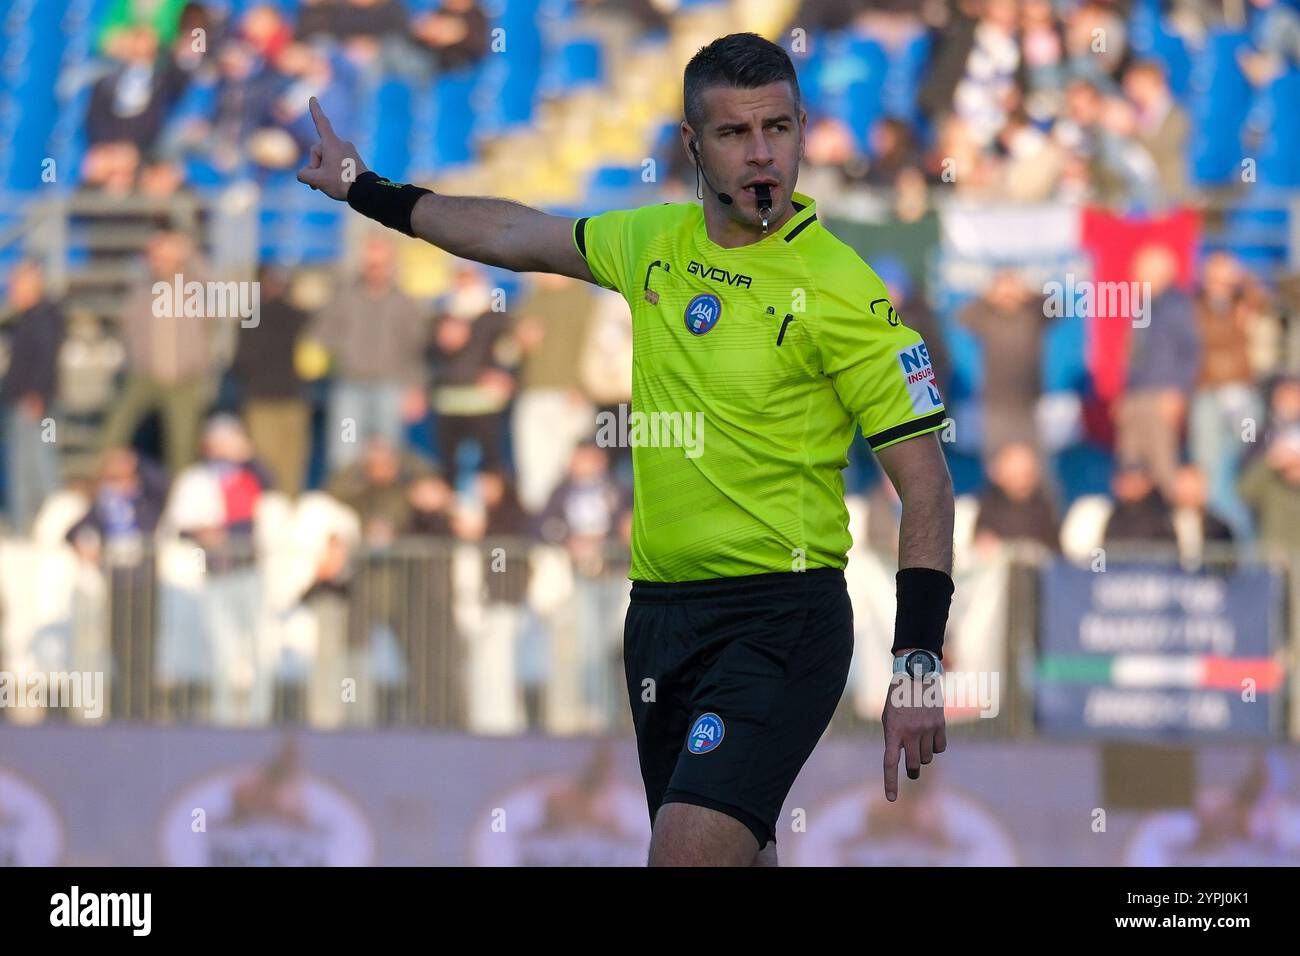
left=452, top=469, right=535, bottom=733
left=973, top=441, right=1060, bottom=555
left=312, top=235, right=428, bottom=472
left=243, top=4, right=295, bottom=60
left=951, top=0, right=1023, bottom=148
left=231, top=265, right=311, bottom=496
left=1239, top=427, right=1300, bottom=553
left=164, top=414, right=271, bottom=562
left=918, top=0, right=982, bottom=124
left=578, top=290, right=634, bottom=473
left=1096, top=95, right=1161, bottom=209
left=1020, top=0, right=1067, bottom=123
left=1115, top=243, right=1201, bottom=498
left=84, top=26, right=189, bottom=194
left=1252, top=373, right=1300, bottom=457
left=66, top=448, right=168, bottom=560
left=822, top=168, right=940, bottom=310
left=404, top=472, right=455, bottom=537
left=163, top=37, right=282, bottom=175
left=1055, top=77, right=1160, bottom=208
left=1064, top=0, right=1130, bottom=92
left=864, top=118, right=922, bottom=187
left=336, top=0, right=411, bottom=47
left=1103, top=460, right=1177, bottom=549
left=1, top=262, right=66, bottom=533
left=1169, top=463, right=1235, bottom=564
left=539, top=442, right=629, bottom=730
left=996, top=109, right=1067, bottom=201
left=927, top=113, right=999, bottom=194
left=512, top=273, right=597, bottom=512
left=296, top=0, right=347, bottom=41
left=259, top=42, right=360, bottom=165
left=427, top=264, right=517, bottom=480
left=327, top=434, right=437, bottom=545
left=66, top=447, right=169, bottom=718
left=161, top=414, right=273, bottom=725
left=100, top=231, right=217, bottom=474
left=1190, top=252, right=1264, bottom=538
left=803, top=116, right=870, bottom=188
left=1122, top=60, right=1190, bottom=207
left=98, top=0, right=191, bottom=52
left=789, top=0, right=873, bottom=32
left=958, top=269, right=1050, bottom=461
left=1239, top=0, right=1300, bottom=86
left=314, top=0, right=423, bottom=88
left=324, top=433, right=446, bottom=723
left=411, top=0, right=491, bottom=73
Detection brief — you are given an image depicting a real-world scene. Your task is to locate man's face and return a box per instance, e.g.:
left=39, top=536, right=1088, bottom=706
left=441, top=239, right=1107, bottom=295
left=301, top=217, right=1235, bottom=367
left=683, top=82, right=805, bottom=232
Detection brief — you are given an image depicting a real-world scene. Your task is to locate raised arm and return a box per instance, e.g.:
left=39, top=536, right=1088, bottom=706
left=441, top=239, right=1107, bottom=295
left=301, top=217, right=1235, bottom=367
left=296, top=97, right=597, bottom=282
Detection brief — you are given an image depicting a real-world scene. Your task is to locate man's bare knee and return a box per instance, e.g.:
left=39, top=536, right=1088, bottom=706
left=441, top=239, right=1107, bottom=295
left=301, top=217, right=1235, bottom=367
left=648, top=801, right=761, bottom=866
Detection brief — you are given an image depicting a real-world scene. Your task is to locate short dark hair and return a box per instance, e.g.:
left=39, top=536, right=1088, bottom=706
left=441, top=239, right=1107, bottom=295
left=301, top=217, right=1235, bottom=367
left=683, top=33, right=801, bottom=134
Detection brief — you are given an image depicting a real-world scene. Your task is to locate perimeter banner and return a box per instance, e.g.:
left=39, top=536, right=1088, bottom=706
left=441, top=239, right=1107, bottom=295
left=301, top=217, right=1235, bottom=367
left=1037, top=562, right=1285, bottom=738
left=1, top=725, right=1298, bottom=866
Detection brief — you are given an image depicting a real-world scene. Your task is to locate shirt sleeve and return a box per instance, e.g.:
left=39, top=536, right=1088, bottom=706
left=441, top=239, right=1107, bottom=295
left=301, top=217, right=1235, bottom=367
left=813, top=268, right=948, bottom=453
left=572, top=208, right=639, bottom=295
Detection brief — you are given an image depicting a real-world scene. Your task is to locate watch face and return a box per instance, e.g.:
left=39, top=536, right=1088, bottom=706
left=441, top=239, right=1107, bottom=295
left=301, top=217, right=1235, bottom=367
left=905, top=651, right=936, bottom=678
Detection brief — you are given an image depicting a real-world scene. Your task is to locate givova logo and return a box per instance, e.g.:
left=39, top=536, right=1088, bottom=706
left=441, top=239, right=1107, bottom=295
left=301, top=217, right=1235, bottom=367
left=897, top=342, right=943, bottom=414
left=687, top=713, right=725, bottom=754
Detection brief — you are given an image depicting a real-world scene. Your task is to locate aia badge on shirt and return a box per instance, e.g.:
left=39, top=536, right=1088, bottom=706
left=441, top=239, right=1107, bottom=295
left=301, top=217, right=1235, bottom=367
left=685, top=293, right=722, bottom=335
left=687, top=713, right=725, bottom=754
left=897, top=341, right=944, bottom=413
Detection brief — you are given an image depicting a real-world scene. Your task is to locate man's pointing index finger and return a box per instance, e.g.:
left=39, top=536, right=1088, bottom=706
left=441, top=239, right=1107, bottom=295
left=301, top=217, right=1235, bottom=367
left=309, top=96, right=335, bottom=141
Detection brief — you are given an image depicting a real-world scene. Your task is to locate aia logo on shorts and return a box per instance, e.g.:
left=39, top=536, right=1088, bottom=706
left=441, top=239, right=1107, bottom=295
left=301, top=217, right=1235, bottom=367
left=685, top=293, right=722, bottom=335
left=687, top=713, right=725, bottom=754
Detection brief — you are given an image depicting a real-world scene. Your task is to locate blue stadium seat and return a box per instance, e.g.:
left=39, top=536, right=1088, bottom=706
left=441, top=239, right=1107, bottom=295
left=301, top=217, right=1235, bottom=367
left=1254, top=69, right=1300, bottom=186
left=1188, top=29, right=1252, bottom=185
left=473, top=2, right=541, bottom=137
left=431, top=63, right=484, bottom=171
left=538, top=37, right=603, bottom=97
left=882, top=32, right=932, bottom=125
left=371, top=77, right=413, bottom=182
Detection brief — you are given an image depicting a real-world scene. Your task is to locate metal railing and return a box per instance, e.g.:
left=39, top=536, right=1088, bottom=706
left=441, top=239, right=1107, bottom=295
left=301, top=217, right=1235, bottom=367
left=0, top=534, right=1293, bottom=738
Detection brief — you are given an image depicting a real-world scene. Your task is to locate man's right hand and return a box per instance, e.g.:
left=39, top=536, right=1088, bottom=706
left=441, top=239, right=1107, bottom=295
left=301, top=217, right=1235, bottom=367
left=296, top=97, right=368, bottom=201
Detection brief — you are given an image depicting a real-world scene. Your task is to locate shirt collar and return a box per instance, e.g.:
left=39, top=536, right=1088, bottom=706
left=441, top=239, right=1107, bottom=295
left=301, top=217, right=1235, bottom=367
left=695, top=191, right=818, bottom=250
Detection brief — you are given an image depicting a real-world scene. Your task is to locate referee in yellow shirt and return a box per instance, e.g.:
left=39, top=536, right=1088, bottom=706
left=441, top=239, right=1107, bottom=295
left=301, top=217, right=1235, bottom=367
left=299, top=31, right=955, bottom=867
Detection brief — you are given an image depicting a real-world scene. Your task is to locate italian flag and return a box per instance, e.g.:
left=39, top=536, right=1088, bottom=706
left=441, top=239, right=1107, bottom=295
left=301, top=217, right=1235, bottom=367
left=1039, top=655, right=1283, bottom=691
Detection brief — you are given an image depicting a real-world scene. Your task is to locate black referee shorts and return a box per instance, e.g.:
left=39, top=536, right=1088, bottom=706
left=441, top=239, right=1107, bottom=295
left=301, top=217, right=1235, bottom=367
left=623, top=566, right=854, bottom=850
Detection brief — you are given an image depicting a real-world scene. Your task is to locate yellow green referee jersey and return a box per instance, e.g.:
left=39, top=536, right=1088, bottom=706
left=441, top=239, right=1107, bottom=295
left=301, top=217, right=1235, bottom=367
left=572, top=190, right=946, bottom=582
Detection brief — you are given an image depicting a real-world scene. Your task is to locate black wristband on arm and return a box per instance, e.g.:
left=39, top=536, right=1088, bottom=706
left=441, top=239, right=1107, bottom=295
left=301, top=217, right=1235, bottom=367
left=891, top=567, right=954, bottom=656
left=346, top=170, right=432, bottom=237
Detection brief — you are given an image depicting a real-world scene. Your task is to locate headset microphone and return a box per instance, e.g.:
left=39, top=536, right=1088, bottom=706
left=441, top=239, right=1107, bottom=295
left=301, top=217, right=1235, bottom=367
left=691, top=140, right=732, bottom=205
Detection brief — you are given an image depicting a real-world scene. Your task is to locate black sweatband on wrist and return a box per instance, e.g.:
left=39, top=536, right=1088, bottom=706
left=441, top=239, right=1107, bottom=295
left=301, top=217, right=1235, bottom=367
left=891, top=567, right=954, bottom=656
left=346, top=170, right=432, bottom=236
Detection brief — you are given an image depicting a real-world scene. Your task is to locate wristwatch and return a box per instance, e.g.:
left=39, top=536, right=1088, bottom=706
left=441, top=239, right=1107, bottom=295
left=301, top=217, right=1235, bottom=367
left=893, top=649, right=943, bottom=680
